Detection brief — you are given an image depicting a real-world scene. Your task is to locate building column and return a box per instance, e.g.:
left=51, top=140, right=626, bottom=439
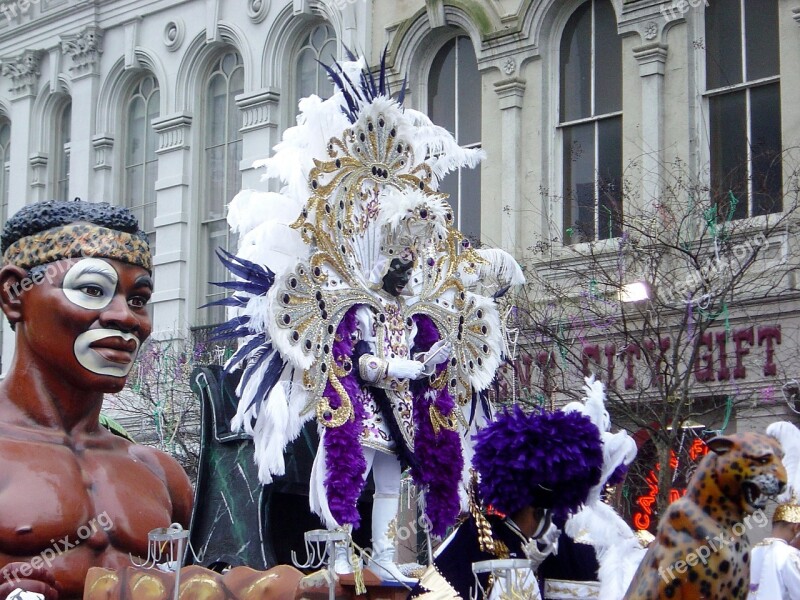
left=60, top=25, right=103, bottom=201
left=633, top=43, right=668, bottom=205
left=236, top=88, right=280, bottom=190
left=494, top=77, right=526, bottom=255
left=151, top=113, right=193, bottom=339
left=0, top=49, right=41, bottom=373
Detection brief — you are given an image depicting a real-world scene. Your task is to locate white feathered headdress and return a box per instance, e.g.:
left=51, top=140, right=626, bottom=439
left=766, top=421, right=800, bottom=523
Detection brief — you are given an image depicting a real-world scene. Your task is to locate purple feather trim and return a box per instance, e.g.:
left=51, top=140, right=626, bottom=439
left=411, top=315, right=463, bottom=537
left=607, top=462, right=629, bottom=486
left=473, top=405, right=603, bottom=522
left=323, top=307, right=368, bottom=528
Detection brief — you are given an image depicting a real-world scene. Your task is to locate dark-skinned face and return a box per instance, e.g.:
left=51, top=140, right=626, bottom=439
left=381, top=258, right=413, bottom=297
left=16, top=257, right=153, bottom=393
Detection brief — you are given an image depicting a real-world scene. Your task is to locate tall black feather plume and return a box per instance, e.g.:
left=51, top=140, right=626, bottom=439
left=214, top=248, right=275, bottom=291
left=224, top=333, right=268, bottom=374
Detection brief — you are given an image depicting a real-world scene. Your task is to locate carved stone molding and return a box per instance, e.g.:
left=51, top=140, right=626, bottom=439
left=29, top=153, right=48, bottom=189
left=793, top=7, right=800, bottom=25
left=633, top=43, right=668, bottom=77
left=61, top=25, right=104, bottom=76
left=163, top=19, right=185, bottom=52
left=494, top=77, right=526, bottom=110
left=426, top=0, right=446, bottom=29
left=236, top=88, right=280, bottom=132
left=152, top=113, right=193, bottom=153
left=92, top=135, right=114, bottom=170
left=247, top=0, right=270, bottom=23
left=2, top=49, right=43, bottom=96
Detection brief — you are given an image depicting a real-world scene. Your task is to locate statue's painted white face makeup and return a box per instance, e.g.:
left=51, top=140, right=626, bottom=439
left=62, top=258, right=118, bottom=310
left=63, top=258, right=142, bottom=377
left=73, top=329, right=140, bottom=377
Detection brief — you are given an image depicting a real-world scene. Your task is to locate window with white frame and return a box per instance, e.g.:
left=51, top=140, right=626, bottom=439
left=559, top=0, right=622, bottom=244
left=124, top=75, right=160, bottom=256
left=55, top=101, right=71, bottom=201
left=428, top=35, right=482, bottom=243
left=296, top=23, right=336, bottom=102
left=201, top=51, right=244, bottom=326
left=706, top=0, right=781, bottom=220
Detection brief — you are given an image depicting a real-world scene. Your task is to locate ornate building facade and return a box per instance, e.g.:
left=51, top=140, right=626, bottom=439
left=0, top=0, right=799, bottom=447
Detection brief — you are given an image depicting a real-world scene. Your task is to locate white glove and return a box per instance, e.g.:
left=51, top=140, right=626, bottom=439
left=522, top=523, right=560, bottom=568
left=423, top=339, right=452, bottom=367
left=386, top=358, right=425, bottom=380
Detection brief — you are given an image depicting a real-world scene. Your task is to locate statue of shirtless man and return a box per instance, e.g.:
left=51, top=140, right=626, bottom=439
left=0, top=201, right=193, bottom=600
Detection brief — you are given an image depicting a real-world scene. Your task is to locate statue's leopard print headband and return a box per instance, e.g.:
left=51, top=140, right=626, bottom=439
left=2, top=223, right=151, bottom=273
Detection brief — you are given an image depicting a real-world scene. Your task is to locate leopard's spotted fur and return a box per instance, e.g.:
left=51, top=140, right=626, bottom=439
left=623, top=432, right=786, bottom=600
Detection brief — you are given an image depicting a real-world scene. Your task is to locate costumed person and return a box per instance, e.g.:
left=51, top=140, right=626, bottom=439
left=0, top=201, right=193, bottom=600
left=748, top=421, right=800, bottom=599
left=410, top=404, right=605, bottom=600
left=210, top=50, right=523, bottom=582
left=541, top=376, right=641, bottom=600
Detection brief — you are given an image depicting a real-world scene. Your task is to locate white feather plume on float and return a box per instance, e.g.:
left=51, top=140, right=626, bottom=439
left=227, top=189, right=303, bottom=237
left=254, top=92, right=354, bottom=204
left=562, top=376, right=643, bottom=600
left=766, top=421, right=800, bottom=503
left=401, top=107, right=485, bottom=186
left=376, top=186, right=452, bottom=240
left=563, top=375, right=611, bottom=433
left=456, top=248, right=526, bottom=294
left=593, top=512, right=648, bottom=600
left=236, top=221, right=307, bottom=280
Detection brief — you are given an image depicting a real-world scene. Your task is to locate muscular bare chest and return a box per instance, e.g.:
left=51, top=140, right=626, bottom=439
left=0, top=439, right=173, bottom=558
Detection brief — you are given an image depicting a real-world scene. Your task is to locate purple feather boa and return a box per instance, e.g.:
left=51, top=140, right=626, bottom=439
left=322, top=307, right=368, bottom=528
left=411, top=315, right=464, bottom=537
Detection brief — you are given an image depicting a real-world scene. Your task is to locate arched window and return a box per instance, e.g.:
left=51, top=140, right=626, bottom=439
left=428, top=35, right=482, bottom=243
left=201, top=51, right=244, bottom=325
left=706, top=0, right=781, bottom=219
left=54, top=101, right=71, bottom=201
left=124, top=75, right=160, bottom=255
left=559, top=0, right=622, bottom=243
left=296, top=22, right=337, bottom=102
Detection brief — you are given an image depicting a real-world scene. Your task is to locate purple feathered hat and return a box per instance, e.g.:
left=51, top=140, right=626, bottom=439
left=472, top=405, right=604, bottom=522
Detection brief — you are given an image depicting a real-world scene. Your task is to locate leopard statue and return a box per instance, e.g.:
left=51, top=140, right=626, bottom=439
left=623, top=432, right=786, bottom=600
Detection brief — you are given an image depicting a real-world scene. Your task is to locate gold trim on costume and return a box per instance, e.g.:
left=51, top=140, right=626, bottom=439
left=774, top=503, right=800, bottom=524
left=3, top=223, right=152, bottom=272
